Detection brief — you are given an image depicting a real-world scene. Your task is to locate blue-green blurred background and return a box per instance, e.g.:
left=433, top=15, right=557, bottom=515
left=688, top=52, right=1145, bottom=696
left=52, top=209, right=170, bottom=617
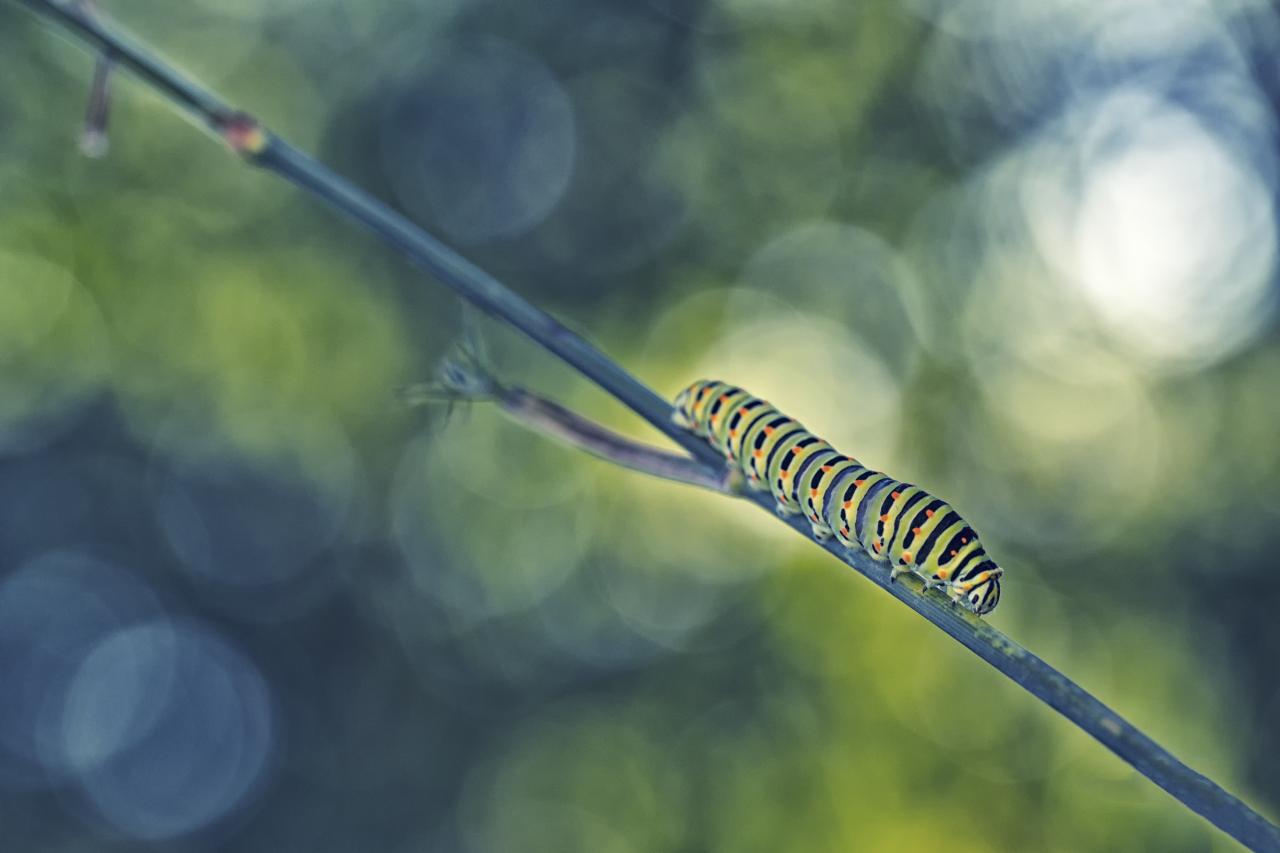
left=2, top=0, right=1279, bottom=850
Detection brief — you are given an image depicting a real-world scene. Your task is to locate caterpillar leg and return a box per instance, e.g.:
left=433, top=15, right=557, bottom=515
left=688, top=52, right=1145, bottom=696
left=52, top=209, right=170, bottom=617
left=916, top=572, right=945, bottom=596
left=889, top=566, right=910, bottom=584
left=774, top=501, right=798, bottom=518
left=803, top=512, right=834, bottom=537
left=834, top=534, right=857, bottom=555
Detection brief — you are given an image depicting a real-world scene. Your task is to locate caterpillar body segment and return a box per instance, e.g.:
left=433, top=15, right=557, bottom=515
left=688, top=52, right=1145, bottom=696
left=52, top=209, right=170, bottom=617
left=722, top=398, right=773, bottom=461
left=701, top=384, right=747, bottom=441
left=876, top=482, right=931, bottom=578
left=833, top=469, right=892, bottom=551
left=767, top=433, right=834, bottom=516
left=743, top=414, right=804, bottom=491
left=781, top=444, right=840, bottom=523
left=802, top=454, right=861, bottom=539
left=735, top=405, right=776, bottom=459
left=708, top=388, right=754, bottom=455
left=682, top=380, right=728, bottom=437
left=672, top=380, right=1003, bottom=616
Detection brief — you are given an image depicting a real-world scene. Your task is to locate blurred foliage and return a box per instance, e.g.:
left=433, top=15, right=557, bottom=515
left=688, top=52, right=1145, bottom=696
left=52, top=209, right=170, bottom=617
left=2, top=0, right=1279, bottom=850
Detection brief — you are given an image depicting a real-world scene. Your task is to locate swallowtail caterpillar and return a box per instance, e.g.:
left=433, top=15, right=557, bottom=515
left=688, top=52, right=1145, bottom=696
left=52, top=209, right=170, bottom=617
left=673, top=380, right=1003, bottom=615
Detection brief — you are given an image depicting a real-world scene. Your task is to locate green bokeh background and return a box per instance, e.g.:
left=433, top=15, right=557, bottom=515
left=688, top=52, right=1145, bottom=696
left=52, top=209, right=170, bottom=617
left=1, top=1, right=1278, bottom=850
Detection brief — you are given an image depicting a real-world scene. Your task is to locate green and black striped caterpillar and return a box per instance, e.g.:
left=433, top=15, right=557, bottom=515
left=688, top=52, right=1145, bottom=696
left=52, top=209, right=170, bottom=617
left=672, top=380, right=1003, bottom=615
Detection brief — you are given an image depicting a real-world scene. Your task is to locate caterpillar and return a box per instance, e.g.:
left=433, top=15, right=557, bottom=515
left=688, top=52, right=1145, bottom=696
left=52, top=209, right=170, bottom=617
left=672, top=379, right=1003, bottom=615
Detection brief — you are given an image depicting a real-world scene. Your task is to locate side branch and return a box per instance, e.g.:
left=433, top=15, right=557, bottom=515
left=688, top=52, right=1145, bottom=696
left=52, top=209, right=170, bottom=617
left=496, top=388, right=731, bottom=492
left=10, top=2, right=1279, bottom=850
left=401, top=379, right=730, bottom=492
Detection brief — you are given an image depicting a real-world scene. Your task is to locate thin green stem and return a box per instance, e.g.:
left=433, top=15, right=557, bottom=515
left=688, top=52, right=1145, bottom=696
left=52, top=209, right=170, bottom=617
left=8, top=1, right=1279, bottom=850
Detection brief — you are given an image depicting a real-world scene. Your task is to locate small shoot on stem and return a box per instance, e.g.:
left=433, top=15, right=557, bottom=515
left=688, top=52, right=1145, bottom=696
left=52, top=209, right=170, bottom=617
left=76, top=0, right=112, bottom=157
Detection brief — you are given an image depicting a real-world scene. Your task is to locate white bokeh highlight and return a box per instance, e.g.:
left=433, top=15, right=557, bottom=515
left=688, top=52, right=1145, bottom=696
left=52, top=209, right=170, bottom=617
left=1025, top=88, right=1277, bottom=369
left=1070, top=94, right=1276, bottom=365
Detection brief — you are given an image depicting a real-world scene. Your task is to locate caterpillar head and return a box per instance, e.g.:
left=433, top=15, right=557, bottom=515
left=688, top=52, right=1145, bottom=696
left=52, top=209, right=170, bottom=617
left=957, top=567, right=1002, bottom=616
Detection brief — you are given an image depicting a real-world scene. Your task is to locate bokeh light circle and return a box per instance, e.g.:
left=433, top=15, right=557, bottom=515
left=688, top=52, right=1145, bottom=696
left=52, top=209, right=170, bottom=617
left=1058, top=89, right=1276, bottom=368
left=698, top=306, right=904, bottom=472
left=534, top=70, right=692, bottom=277
left=381, top=37, right=575, bottom=244
left=391, top=429, right=593, bottom=621
left=960, top=268, right=1166, bottom=553
left=153, top=413, right=359, bottom=598
left=62, top=619, right=276, bottom=842
left=738, top=221, right=926, bottom=373
left=0, top=551, right=160, bottom=791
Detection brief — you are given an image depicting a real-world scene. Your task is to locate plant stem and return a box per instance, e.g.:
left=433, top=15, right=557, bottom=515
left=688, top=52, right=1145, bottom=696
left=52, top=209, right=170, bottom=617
left=9, top=1, right=1279, bottom=849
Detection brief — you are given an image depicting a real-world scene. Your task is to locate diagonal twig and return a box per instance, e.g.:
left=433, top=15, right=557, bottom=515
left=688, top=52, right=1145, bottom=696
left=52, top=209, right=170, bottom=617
left=8, top=2, right=1279, bottom=849
left=402, top=379, right=734, bottom=493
